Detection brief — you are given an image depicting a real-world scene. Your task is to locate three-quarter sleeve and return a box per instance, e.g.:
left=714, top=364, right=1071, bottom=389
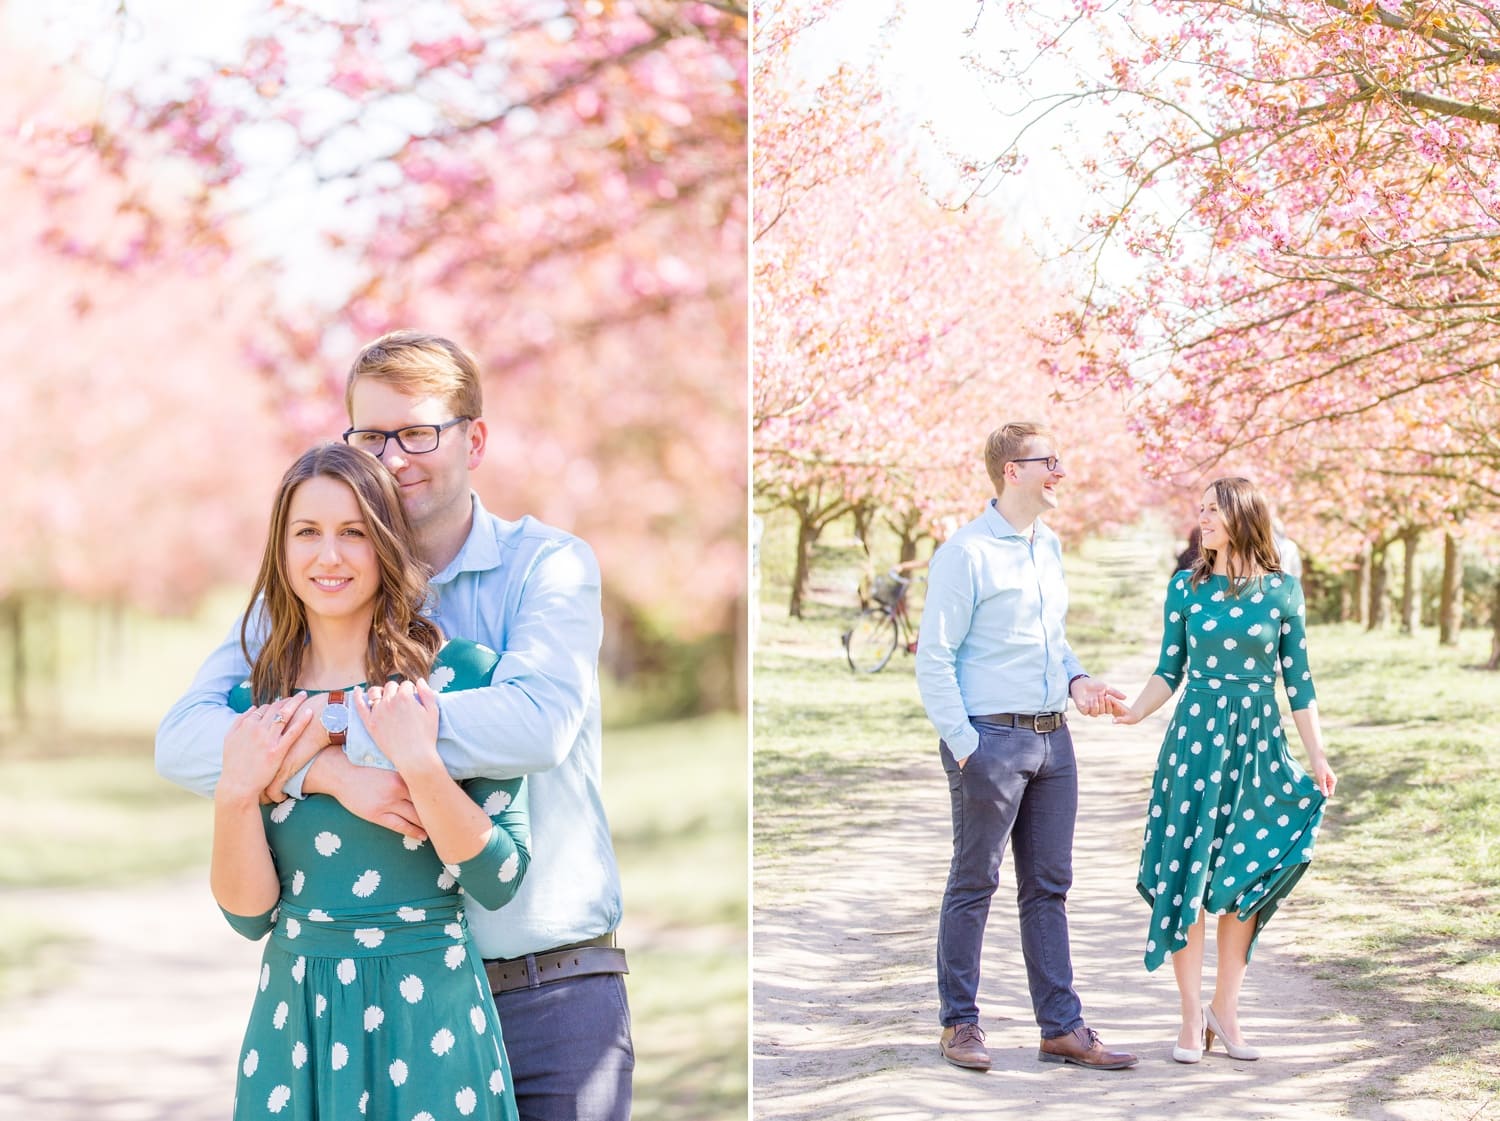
left=448, top=777, right=531, bottom=910
left=1152, top=571, right=1191, bottom=690
left=1277, top=577, right=1318, bottom=710
left=219, top=902, right=277, bottom=941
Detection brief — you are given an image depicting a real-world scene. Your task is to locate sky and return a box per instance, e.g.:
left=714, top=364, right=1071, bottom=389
left=5, top=0, right=366, bottom=307
left=783, top=0, right=1141, bottom=285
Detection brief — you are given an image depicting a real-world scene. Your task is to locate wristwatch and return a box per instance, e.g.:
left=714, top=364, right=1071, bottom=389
left=321, top=689, right=350, bottom=747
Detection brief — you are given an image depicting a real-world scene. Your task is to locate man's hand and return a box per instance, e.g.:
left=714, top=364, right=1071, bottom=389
left=262, top=693, right=329, bottom=803
left=304, top=748, right=428, bottom=842
left=1071, top=677, right=1128, bottom=718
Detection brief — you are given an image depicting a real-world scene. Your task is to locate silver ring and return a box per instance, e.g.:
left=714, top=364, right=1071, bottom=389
left=272, top=712, right=288, bottom=724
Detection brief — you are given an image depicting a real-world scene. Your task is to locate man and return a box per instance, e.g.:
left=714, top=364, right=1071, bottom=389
left=157, top=330, right=632, bottom=1121
left=914, top=421, right=1137, bottom=1074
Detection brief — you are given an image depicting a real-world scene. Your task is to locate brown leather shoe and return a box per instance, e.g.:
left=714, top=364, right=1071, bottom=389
left=939, top=1022, right=991, bottom=1071
left=1038, top=1026, right=1138, bottom=1070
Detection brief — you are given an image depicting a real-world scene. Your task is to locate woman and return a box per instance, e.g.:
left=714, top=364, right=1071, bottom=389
left=211, top=443, right=529, bottom=1119
left=1115, top=477, right=1336, bottom=1064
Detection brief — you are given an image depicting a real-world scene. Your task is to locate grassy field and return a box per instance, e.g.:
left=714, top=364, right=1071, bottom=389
left=0, top=717, right=747, bottom=1121
left=754, top=506, right=1500, bottom=1102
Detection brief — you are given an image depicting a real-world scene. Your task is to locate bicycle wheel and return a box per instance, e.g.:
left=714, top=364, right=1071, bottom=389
left=845, top=608, right=898, bottom=673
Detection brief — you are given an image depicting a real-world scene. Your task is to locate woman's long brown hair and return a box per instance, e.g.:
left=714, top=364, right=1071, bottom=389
left=241, top=443, right=442, bottom=703
left=1188, top=476, right=1283, bottom=593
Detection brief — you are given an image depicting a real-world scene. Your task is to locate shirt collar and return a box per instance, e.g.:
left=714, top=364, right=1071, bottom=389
left=982, top=498, right=1054, bottom=544
left=430, top=492, right=503, bottom=585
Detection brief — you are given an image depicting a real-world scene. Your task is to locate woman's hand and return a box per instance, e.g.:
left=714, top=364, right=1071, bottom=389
left=218, top=695, right=311, bottom=805
left=1112, top=705, right=1145, bottom=726
left=356, top=678, right=440, bottom=774
left=1311, top=757, right=1337, bottom=798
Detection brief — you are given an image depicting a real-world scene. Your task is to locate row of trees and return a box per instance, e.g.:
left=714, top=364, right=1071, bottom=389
left=969, top=0, right=1500, bottom=662
left=3, top=0, right=749, bottom=725
left=753, top=0, right=1157, bottom=616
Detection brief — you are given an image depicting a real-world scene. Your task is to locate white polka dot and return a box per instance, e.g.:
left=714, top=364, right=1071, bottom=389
left=268, top=1084, right=292, bottom=1113
left=432, top=1027, right=456, bottom=1055
left=314, top=831, right=343, bottom=856
left=456, top=1086, right=478, bottom=1115
left=489, top=1069, right=506, bottom=1093
left=401, top=975, right=425, bottom=1004
left=354, top=928, right=385, bottom=949
left=483, top=790, right=513, bottom=815
left=437, top=869, right=457, bottom=890
left=359, top=1090, right=369, bottom=1114
left=470, top=1006, right=488, bottom=1033
left=292, top=1041, right=307, bottom=1068
left=316, top=994, right=327, bottom=1017
left=445, top=945, right=468, bottom=970
left=290, top=869, right=305, bottom=895
left=259, top=964, right=270, bottom=992
left=352, top=870, right=381, bottom=898
left=338, top=959, right=357, bottom=985
left=364, top=1005, right=385, bottom=1032
left=331, top=1042, right=349, bottom=1070
left=285, top=918, right=302, bottom=939
left=389, top=1059, right=409, bottom=1086
left=398, top=906, right=427, bottom=923
left=272, top=1001, right=289, bottom=1030
left=291, top=956, right=306, bottom=984
left=403, top=835, right=427, bottom=851
left=308, top=909, right=332, bottom=922
left=243, top=1049, right=259, bottom=1077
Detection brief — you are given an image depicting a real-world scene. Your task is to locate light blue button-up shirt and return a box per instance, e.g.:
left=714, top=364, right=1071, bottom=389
left=156, top=494, right=622, bottom=959
left=915, top=500, right=1086, bottom=763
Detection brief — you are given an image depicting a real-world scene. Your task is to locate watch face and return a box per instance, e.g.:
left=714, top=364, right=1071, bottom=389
left=321, top=702, right=350, bottom=734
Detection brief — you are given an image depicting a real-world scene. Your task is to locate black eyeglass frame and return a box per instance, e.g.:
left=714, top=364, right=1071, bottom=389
left=1009, top=455, right=1062, bottom=472
left=342, top=416, right=474, bottom=457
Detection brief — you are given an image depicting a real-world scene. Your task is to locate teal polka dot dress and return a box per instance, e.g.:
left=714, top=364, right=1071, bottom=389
left=224, top=639, right=527, bottom=1120
left=1137, top=572, right=1326, bottom=972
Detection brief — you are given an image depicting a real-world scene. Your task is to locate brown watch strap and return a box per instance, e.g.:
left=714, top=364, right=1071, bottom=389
left=327, top=689, right=346, bottom=746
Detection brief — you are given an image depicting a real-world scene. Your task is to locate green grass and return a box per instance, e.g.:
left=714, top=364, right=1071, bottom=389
left=0, top=713, right=747, bottom=1120
left=755, top=505, right=1500, bottom=1103
left=1293, top=623, right=1500, bottom=1099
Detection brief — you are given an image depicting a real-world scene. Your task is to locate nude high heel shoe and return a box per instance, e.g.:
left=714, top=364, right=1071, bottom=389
left=1172, top=1012, right=1203, bottom=1064
left=1204, top=1005, right=1261, bottom=1061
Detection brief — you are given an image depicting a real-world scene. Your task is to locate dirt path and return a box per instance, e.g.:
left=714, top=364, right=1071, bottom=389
left=0, top=872, right=262, bottom=1119
left=751, top=658, right=1492, bottom=1121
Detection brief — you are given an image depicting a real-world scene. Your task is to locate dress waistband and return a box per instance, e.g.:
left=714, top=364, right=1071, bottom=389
left=1182, top=673, right=1278, bottom=698
left=270, top=894, right=468, bottom=958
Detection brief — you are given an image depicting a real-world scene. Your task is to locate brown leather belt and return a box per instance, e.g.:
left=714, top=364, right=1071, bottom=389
left=483, top=932, right=629, bottom=995
left=974, top=712, right=1067, bottom=733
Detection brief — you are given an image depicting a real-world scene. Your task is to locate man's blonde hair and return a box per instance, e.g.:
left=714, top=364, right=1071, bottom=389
left=345, top=330, right=483, bottom=420
left=984, top=422, right=1049, bottom=493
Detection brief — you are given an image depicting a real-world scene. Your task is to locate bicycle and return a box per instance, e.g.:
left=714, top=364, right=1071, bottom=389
left=842, top=569, right=920, bottom=673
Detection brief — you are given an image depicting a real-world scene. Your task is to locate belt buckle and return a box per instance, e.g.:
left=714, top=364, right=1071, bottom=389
left=1034, top=713, right=1061, bottom=733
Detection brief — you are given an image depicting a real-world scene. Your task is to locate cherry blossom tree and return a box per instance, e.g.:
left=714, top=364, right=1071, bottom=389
left=754, top=0, right=1152, bottom=615
left=18, top=0, right=749, bottom=706
left=966, top=0, right=1500, bottom=653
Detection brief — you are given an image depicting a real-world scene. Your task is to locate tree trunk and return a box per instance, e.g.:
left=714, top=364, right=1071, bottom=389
left=789, top=512, right=816, bottom=619
left=1, top=596, right=25, bottom=730
left=1353, top=546, right=1371, bottom=627
left=1488, top=576, right=1500, bottom=670
left=1439, top=533, right=1462, bottom=646
left=1367, top=541, right=1389, bottom=630
left=851, top=501, right=876, bottom=557
left=1398, top=527, right=1419, bottom=635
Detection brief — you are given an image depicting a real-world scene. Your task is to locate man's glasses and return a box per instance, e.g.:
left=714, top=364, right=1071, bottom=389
left=1010, top=455, right=1062, bottom=472
left=342, top=416, right=472, bottom=457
